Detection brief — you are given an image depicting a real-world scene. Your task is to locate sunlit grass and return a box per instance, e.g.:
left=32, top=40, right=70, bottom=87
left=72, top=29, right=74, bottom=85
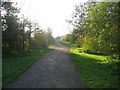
left=71, top=48, right=107, bottom=63
left=60, top=41, right=119, bottom=88
left=70, top=48, right=118, bottom=88
left=60, top=41, right=76, bottom=48
left=48, top=44, right=58, bottom=47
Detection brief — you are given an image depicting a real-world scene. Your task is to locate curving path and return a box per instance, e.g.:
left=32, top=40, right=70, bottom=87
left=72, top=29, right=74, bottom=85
left=5, top=40, right=85, bottom=88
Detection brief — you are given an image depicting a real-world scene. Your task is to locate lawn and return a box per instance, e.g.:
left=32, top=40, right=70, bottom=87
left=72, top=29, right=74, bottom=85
left=2, top=49, right=52, bottom=87
left=61, top=41, right=119, bottom=88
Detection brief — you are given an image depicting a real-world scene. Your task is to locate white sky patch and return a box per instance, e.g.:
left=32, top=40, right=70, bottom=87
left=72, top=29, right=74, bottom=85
left=12, top=0, right=88, bottom=37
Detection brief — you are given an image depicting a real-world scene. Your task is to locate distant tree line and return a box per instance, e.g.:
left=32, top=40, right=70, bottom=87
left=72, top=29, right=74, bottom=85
left=2, top=1, right=54, bottom=55
left=63, top=2, right=119, bottom=56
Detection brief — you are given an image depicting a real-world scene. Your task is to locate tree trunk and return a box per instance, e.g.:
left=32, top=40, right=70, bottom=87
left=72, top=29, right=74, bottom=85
left=22, top=34, right=25, bottom=52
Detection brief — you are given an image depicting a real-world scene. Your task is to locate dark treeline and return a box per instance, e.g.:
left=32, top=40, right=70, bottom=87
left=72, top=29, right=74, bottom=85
left=2, top=1, right=54, bottom=55
left=63, top=2, right=119, bottom=57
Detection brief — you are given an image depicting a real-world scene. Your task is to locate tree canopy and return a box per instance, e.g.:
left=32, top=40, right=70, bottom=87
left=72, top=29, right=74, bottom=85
left=2, top=0, right=54, bottom=55
left=64, top=2, right=119, bottom=55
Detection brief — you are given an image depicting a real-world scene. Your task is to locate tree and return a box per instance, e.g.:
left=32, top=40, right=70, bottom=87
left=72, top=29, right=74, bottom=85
left=2, top=1, right=21, bottom=54
left=68, top=2, right=119, bottom=55
left=31, top=30, right=47, bottom=50
left=46, top=27, right=54, bottom=45
left=2, top=0, right=55, bottom=55
left=83, top=2, right=119, bottom=54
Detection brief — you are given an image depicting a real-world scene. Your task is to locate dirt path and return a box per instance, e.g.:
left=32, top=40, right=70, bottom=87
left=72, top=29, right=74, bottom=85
left=5, top=40, right=85, bottom=88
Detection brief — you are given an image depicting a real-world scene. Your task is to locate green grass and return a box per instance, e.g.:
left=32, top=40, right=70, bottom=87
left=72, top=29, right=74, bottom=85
left=2, top=49, right=52, bottom=87
left=61, top=41, right=119, bottom=88
left=60, top=41, right=76, bottom=48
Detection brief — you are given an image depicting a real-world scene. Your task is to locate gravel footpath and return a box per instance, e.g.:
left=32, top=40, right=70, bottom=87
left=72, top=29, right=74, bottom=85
left=5, top=41, right=86, bottom=88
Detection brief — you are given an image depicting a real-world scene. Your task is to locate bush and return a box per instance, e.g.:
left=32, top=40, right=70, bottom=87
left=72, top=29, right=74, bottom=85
left=77, top=48, right=83, bottom=53
left=106, top=55, right=120, bottom=75
left=75, top=37, right=83, bottom=47
left=83, top=50, right=92, bottom=54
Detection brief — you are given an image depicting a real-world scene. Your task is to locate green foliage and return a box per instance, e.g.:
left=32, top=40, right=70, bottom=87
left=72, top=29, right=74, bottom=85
left=31, top=30, right=47, bottom=50
left=105, top=54, right=120, bottom=75
left=83, top=2, right=119, bottom=55
left=61, top=34, right=77, bottom=44
left=2, top=49, right=52, bottom=87
left=2, top=1, right=54, bottom=55
left=60, top=41, right=76, bottom=48
left=2, top=1, right=21, bottom=54
left=69, top=34, right=76, bottom=44
left=82, top=35, right=99, bottom=54
left=67, top=2, right=119, bottom=55
left=31, top=28, right=55, bottom=50
left=61, top=34, right=70, bottom=42
left=75, top=36, right=83, bottom=47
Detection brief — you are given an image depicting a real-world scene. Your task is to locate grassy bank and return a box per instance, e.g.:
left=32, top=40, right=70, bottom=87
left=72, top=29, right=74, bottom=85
left=3, top=49, right=52, bottom=87
left=60, top=41, right=119, bottom=88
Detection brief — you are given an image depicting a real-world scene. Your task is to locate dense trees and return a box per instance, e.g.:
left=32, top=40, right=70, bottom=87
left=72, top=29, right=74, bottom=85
left=64, top=2, right=119, bottom=55
left=2, top=1, right=21, bottom=54
left=2, top=0, right=54, bottom=55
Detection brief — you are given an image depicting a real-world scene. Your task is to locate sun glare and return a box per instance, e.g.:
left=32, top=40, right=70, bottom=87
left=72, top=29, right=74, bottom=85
left=12, top=0, right=88, bottom=37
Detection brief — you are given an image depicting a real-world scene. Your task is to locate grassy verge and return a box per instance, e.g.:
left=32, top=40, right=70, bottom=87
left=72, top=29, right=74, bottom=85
left=60, top=41, right=76, bottom=48
left=2, top=49, right=52, bottom=87
left=60, top=41, right=119, bottom=88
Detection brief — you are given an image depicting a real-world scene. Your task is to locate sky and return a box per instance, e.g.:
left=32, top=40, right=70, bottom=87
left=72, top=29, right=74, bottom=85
left=12, top=0, right=88, bottom=37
